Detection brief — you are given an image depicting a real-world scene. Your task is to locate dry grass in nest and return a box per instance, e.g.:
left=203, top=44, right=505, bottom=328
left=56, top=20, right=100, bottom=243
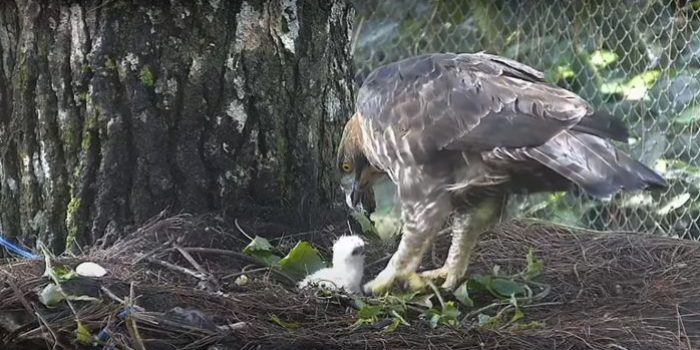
left=1, top=213, right=699, bottom=350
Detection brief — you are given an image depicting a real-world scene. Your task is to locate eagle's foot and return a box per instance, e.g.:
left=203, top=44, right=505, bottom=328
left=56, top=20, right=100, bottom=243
left=419, top=266, right=449, bottom=282
left=419, top=266, right=462, bottom=291
left=363, top=268, right=426, bottom=296
left=363, top=265, right=397, bottom=295
left=441, top=271, right=461, bottom=291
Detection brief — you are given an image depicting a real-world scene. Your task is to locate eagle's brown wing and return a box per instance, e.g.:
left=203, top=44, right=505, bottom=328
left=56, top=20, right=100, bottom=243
left=357, top=52, right=666, bottom=198
left=358, top=52, right=620, bottom=152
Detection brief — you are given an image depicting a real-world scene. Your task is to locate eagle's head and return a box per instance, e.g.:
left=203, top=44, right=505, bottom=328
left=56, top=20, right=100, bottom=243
left=337, top=113, right=383, bottom=210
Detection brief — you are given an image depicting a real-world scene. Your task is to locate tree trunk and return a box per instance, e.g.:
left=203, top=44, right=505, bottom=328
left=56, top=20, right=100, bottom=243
left=0, top=0, right=355, bottom=255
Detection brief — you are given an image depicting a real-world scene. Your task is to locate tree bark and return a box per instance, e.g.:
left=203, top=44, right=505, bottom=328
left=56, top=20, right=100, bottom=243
left=0, top=0, right=355, bottom=255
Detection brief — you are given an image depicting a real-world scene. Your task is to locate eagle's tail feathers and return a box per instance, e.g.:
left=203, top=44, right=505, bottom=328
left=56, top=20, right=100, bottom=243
left=527, top=131, right=667, bottom=199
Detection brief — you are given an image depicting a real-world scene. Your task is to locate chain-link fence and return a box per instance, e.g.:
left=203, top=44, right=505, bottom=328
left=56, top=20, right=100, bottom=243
left=350, top=0, right=700, bottom=239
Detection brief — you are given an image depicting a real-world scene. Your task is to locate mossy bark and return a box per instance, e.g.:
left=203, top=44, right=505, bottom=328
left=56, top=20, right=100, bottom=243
left=0, top=0, right=355, bottom=254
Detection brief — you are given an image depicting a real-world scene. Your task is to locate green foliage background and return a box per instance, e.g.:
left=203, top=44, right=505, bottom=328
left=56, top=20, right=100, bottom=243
left=350, top=0, right=700, bottom=239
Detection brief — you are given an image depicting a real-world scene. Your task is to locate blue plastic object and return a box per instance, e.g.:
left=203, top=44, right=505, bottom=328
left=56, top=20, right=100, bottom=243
left=0, top=234, right=40, bottom=259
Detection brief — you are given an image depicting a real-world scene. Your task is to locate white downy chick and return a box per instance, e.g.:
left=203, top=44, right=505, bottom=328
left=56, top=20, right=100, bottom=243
left=298, top=235, right=366, bottom=294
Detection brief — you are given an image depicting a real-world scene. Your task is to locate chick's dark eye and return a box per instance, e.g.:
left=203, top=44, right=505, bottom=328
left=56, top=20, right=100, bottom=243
left=351, top=246, right=364, bottom=256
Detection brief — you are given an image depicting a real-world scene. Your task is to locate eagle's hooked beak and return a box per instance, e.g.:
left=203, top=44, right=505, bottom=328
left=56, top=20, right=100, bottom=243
left=341, top=174, right=364, bottom=211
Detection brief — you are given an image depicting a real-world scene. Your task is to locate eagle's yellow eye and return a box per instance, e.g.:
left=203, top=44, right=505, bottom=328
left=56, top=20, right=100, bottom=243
left=342, top=162, right=353, bottom=172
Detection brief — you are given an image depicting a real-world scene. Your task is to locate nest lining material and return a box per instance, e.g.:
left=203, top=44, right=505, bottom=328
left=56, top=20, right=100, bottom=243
left=1, top=213, right=699, bottom=350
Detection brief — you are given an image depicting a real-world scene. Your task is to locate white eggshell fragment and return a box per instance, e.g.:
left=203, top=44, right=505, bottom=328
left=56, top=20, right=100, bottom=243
left=75, top=262, right=108, bottom=278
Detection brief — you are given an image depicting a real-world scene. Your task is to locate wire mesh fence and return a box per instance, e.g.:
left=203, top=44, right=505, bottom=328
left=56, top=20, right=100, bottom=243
left=350, top=0, right=700, bottom=239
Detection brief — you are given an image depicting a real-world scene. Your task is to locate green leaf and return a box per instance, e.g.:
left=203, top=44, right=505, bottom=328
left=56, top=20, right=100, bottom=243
left=468, top=275, right=526, bottom=298
left=525, top=248, right=544, bottom=281
left=270, top=314, right=299, bottom=330
left=383, top=310, right=410, bottom=332
left=76, top=321, right=93, bottom=344
left=656, top=193, right=691, bottom=216
left=547, top=64, right=575, bottom=82
left=588, top=50, right=618, bottom=70
left=383, top=317, right=403, bottom=332
left=453, top=282, right=474, bottom=307
left=243, top=236, right=274, bottom=253
left=655, top=159, right=700, bottom=178
left=619, top=193, right=655, bottom=209
left=252, top=251, right=281, bottom=266
left=477, top=313, right=496, bottom=327
left=39, top=283, right=65, bottom=307
left=278, top=241, right=327, bottom=279
left=440, top=301, right=461, bottom=326
left=421, top=306, right=440, bottom=328
left=399, top=290, right=423, bottom=303
left=407, top=293, right=434, bottom=309
left=601, top=69, right=661, bottom=101
left=357, top=303, right=383, bottom=320
left=674, top=105, right=700, bottom=125
left=243, top=236, right=281, bottom=266
left=467, top=275, right=492, bottom=292
left=353, top=299, right=386, bottom=327
left=428, top=312, right=441, bottom=328
left=423, top=301, right=462, bottom=328
left=490, top=278, right=526, bottom=298
left=54, top=265, right=78, bottom=282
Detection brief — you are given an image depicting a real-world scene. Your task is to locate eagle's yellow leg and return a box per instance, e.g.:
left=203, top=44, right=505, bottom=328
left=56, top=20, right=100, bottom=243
left=420, top=197, right=502, bottom=290
left=418, top=265, right=449, bottom=281
left=362, top=233, right=432, bottom=295
left=363, top=194, right=452, bottom=295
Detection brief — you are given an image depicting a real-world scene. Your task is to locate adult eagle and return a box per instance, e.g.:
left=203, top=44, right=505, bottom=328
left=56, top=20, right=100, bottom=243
left=337, top=52, right=668, bottom=296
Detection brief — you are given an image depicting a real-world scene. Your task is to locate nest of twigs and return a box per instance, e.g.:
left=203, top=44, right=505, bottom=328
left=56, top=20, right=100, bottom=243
left=1, top=212, right=700, bottom=350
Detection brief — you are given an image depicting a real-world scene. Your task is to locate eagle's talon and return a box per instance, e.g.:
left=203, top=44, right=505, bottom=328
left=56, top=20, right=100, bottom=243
left=441, top=273, right=461, bottom=291
left=420, top=266, right=462, bottom=291
left=363, top=269, right=427, bottom=295
left=405, top=272, right=427, bottom=291
left=419, top=266, right=449, bottom=283
left=363, top=268, right=397, bottom=295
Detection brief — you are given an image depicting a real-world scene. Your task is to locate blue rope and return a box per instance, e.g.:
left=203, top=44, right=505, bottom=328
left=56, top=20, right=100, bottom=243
left=0, top=234, right=40, bottom=259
